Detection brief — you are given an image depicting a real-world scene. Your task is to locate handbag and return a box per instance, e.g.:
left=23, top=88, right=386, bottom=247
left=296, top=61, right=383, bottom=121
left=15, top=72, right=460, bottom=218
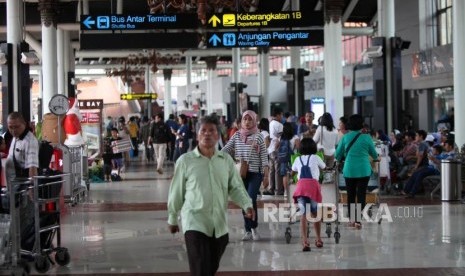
left=339, top=132, right=362, bottom=171
left=236, top=160, right=249, bottom=179
left=236, top=134, right=256, bottom=179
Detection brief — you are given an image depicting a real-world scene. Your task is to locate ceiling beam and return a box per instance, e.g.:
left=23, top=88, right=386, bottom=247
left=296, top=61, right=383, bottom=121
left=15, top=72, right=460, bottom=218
left=30, top=63, right=235, bottom=70
left=75, top=49, right=291, bottom=59
left=342, top=0, right=360, bottom=23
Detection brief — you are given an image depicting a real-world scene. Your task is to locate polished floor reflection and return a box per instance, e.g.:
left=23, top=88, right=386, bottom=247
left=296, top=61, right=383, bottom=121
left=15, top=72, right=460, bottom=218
left=44, top=159, right=465, bottom=275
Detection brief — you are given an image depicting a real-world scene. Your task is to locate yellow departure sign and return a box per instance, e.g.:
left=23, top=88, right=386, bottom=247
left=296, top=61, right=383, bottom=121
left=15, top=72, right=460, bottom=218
left=120, top=93, right=158, bottom=100
left=207, top=11, right=320, bottom=29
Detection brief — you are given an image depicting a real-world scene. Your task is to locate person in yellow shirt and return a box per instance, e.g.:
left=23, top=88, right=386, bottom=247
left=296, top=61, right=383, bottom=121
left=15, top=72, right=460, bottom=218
left=168, top=115, right=254, bottom=276
left=127, top=116, right=140, bottom=158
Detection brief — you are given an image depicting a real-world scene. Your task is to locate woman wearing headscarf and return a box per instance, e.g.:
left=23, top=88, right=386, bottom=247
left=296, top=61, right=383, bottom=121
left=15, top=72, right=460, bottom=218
left=222, top=110, right=269, bottom=241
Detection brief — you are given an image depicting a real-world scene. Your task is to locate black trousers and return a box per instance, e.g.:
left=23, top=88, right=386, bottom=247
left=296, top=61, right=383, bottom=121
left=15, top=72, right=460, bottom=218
left=184, top=231, right=229, bottom=276
left=345, top=176, right=370, bottom=223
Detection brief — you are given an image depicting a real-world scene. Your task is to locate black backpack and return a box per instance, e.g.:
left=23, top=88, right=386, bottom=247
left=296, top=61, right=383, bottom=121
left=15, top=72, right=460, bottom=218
left=111, top=173, right=122, bottom=182
left=39, top=140, right=54, bottom=170
left=299, top=156, right=313, bottom=179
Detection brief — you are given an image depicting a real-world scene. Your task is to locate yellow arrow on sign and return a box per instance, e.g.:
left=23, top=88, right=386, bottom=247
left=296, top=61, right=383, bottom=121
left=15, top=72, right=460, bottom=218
left=208, top=15, right=221, bottom=27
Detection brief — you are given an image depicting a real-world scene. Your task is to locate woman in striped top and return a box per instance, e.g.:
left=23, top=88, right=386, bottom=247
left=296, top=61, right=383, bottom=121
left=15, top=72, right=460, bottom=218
left=222, top=110, right=269, bottom=241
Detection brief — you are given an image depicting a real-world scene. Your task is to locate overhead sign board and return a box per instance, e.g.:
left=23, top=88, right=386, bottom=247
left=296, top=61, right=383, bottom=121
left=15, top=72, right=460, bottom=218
left=80, top=14, right=199, bottom=30
left=206, top=11, right=322, bottom=29
left=120, top=93, right=158, bottom=100
left=81, top=33, right=200, bottom=49
left=78, top=99, right=104, bottom=109
left=207, top=30, right=323, bottom=48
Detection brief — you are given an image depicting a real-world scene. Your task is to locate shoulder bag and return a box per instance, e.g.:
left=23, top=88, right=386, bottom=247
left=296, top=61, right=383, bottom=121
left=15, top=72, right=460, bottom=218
left=236, top=134, right=256, bottom=179
left=317, top=126, right=325, bottom=157
left=339, top=132, right=362, bottom=171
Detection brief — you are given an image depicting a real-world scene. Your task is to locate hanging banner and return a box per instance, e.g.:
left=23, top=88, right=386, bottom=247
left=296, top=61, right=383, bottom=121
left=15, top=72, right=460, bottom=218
left=81, top=111, right=102, bottom=150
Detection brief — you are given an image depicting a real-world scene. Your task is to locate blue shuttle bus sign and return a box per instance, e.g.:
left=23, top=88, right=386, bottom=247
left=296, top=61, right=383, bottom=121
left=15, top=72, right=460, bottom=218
left=80, top=14, right=198, bottom=30
left=207, top=30, right=323, bottom=48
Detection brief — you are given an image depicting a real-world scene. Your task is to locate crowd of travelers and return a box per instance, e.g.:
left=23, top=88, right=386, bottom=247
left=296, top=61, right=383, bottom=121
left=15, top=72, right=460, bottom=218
left=101, top=108, right=463, bottom=275
left=105, top=107, right=462, bottom=203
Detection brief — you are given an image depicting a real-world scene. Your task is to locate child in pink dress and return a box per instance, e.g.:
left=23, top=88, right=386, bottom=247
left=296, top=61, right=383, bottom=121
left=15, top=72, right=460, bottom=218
left=291, top=138, right=326, bottom=251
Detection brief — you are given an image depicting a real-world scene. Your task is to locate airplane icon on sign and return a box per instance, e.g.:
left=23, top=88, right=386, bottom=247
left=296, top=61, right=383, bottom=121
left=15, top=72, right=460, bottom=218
left=222, top=14, right=235, bottom=27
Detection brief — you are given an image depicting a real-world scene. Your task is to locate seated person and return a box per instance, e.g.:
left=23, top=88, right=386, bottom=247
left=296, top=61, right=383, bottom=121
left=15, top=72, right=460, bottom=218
left=402, top=139, right=456, bottom=198
left=395, top=130, right=418, bottom=180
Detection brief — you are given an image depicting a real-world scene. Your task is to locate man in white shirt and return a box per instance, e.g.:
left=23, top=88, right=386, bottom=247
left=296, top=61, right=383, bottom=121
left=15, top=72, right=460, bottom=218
left=263, top=107, right=284, bottom=196
left=5, top=112, right=39, bottom=184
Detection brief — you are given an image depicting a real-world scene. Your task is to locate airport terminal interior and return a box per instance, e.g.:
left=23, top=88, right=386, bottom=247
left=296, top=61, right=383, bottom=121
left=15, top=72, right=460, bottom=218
left=1, top=0, right=465, bottom=275
left=51, top=157, right=465, bottom=275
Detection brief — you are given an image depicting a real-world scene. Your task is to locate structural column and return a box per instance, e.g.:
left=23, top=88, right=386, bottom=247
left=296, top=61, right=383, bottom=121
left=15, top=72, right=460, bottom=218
left=232, top=48, right=241, bottom=84
left=163, top=69, right=173, bottom=120
left=145, top=65, right=152, bottom=119
left=116, top=0, right=123, bottom=14
left=185, top=56, right=192, bottom=113
left=65, top=30, right=76, bottom=98
left=258, top=47, right=270, bottom=118
left=39, top=0, right=59, bottom=115
left=377, top=0, right=395, bottom=133
left=289, top=0, right=301, bottom=116
left=453, top=0, right=465, bottom=148
left=324, top=2, right=344, bottom=122
left=6, top=0, right=22, bottom=111
left=230, top=48, right=242, bottom=120
left=57, top=28, right=65, bottom=95
left=205, top=57, right=217, bottom=115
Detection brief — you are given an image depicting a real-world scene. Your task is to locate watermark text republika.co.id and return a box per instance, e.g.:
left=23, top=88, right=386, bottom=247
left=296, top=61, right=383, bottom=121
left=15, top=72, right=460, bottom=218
left=263, top=203, right=424, bottom=223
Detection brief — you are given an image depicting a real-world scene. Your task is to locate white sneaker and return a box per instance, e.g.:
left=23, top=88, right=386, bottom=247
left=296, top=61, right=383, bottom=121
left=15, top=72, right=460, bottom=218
left=251, top=229, right=261, bottom=241
left=241, top=232, right=252, bottom=241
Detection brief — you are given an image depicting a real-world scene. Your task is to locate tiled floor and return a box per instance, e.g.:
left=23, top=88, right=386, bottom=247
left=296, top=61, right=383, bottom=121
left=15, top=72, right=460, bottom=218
left=42, top=158, right=465, bottom=275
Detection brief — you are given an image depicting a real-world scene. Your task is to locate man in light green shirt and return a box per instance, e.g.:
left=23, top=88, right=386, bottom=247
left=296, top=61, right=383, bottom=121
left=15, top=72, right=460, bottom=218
left=168, top=115, right=254, bottom=276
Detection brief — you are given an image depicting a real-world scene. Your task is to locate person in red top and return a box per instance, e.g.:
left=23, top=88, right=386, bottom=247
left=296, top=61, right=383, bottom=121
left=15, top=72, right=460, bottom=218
left=228, top=117, right=241, bottom=141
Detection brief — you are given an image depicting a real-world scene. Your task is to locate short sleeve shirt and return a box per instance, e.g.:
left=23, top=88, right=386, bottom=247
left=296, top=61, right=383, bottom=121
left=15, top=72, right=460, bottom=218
left=8, top=131, right=39, bottom=170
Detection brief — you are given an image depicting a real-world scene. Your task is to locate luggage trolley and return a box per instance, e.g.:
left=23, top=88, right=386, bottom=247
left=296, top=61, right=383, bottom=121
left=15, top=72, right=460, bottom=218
left=0, top=178, right=33, bottom=275
left=283, top=168, right=342, bottom=245
left=283, top=176, right=304, bottom=244
left=20, top=173, right=71, bottom=274
left=321, top=167, right=342, bottom=244
left=58, top=144, right=88, bottom=205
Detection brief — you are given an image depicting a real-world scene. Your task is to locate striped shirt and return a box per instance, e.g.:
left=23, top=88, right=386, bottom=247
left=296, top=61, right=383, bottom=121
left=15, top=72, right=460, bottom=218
left=222, top=132, right=268, bottom=173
